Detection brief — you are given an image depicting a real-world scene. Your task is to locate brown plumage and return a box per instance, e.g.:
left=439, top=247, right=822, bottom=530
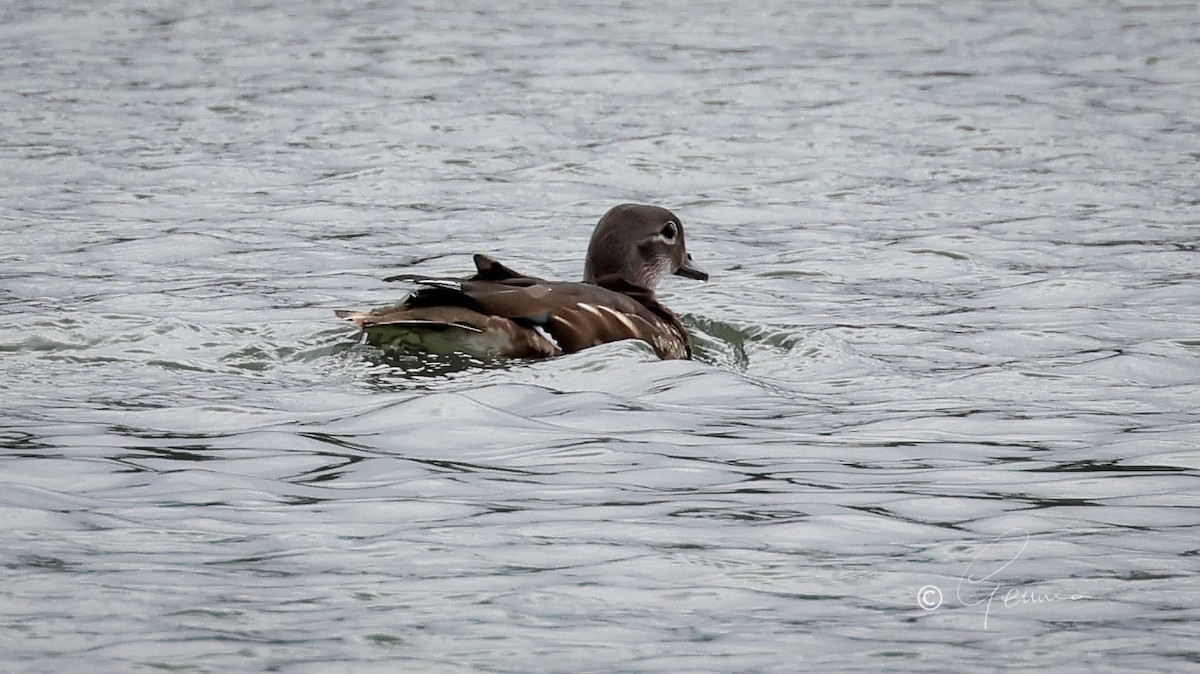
left=335, top=204, right=708, bottom=360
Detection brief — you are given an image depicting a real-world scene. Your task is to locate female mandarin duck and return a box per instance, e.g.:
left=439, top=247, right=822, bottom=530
left=335, top=204, right=708, bottom=359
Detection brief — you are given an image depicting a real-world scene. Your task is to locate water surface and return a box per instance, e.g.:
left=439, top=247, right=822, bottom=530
left=2, top=1, right=1198, bottom=671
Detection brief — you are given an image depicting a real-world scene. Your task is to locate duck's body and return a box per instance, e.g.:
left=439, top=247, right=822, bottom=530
left=336, top=204, right=707, bottom=360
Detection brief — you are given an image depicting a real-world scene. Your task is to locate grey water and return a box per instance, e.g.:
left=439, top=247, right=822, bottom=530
left=3, top=0, right=1198, bottom=671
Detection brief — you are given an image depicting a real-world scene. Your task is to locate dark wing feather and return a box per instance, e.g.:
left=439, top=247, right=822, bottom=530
left=470, top=254, right=538, bottom=282
left=383, top=254, right=541, bottom=284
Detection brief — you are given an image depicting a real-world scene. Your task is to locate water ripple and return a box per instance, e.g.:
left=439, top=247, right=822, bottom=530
left=3, top=0, right=1199, bottom=672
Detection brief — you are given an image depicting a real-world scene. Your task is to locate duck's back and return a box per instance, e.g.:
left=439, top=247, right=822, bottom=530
left=337, top=258, right=692, bottom=360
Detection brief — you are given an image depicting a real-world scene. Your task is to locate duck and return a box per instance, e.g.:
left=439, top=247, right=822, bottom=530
left=335, top=203, right=708, bottom=360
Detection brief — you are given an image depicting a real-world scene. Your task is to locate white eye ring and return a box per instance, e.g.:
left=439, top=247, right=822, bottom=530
left=659, top=221, right=679, bottom=241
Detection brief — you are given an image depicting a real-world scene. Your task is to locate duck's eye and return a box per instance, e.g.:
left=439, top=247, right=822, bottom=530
left=660, top=221, right=678, bottom=241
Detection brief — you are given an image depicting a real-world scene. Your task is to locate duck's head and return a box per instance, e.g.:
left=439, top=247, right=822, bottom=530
left=582, top=204, right=708, bottom=290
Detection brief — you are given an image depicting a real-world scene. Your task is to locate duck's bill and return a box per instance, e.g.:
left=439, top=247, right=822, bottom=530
left=674, top=255, right=709, bottom=281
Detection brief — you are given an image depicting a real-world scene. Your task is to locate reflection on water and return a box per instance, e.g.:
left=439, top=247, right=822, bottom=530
left=2, top=0, right=1199, bottom=672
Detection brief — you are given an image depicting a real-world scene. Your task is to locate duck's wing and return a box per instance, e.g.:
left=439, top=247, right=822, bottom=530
left=336, top=259, right=564, bottom=358
left=398, top=278, right=692, bottom=359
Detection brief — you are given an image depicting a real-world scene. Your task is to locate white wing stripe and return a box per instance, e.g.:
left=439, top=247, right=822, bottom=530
left=596, top=305, right=640, bottom=334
